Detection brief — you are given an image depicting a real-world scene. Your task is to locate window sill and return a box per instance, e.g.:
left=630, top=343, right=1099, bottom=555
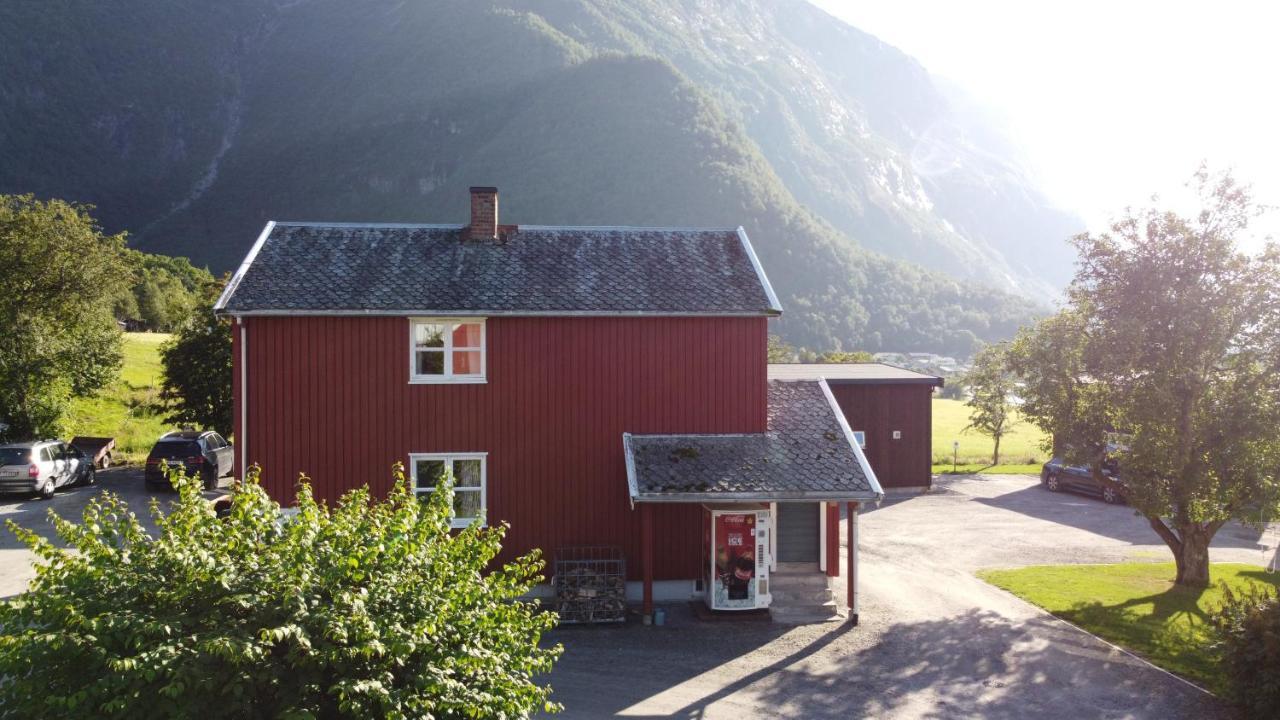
left=450, top=520, right=486, bottom=529
left=408, top=376, right=487, bottom=385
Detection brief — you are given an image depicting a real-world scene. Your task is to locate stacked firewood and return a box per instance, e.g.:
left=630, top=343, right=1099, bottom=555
left=553, top=547, right=626, bottom=624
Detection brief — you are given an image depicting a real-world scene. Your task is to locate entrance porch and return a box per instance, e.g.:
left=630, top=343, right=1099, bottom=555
left=623, top=379, right=883, bottom=624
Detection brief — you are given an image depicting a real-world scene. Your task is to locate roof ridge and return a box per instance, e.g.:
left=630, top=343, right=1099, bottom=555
left=269, top=221, right=742, bottom=233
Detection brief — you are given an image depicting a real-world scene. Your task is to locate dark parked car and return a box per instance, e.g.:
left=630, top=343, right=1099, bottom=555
left=145, top=431, right=234, bottom=491
left=0, top=440, right=96, bottom=499
left=1041, top=456, right=1126, bottom=504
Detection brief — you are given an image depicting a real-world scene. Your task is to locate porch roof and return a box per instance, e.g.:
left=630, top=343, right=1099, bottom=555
left=623, top=380, right=884, bottom=505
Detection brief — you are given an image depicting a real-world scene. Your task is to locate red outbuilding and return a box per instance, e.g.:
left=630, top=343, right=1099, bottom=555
left=214, top=187, right=939, bottom=624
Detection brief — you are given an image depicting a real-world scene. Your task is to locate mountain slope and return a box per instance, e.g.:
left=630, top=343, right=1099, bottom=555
left=0, top=0, right=1055, bottom=355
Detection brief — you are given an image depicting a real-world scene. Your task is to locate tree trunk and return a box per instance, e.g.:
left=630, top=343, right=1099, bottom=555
left=1147, top=515, right=1215, bottom=588
left=992, top=435, right=1001, bottom=466
left=1174, top=525, right=1212, bottom=588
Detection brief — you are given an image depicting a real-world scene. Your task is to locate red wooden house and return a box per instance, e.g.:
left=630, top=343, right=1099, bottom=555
left=215, top=187, right=912, bottom=624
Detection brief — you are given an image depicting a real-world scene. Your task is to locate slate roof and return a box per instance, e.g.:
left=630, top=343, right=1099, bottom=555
left=214, top=222, right=782, bottom=316
left=768, top=363, right=944, bottom=386
left=623, top=380, right=883, bottom=503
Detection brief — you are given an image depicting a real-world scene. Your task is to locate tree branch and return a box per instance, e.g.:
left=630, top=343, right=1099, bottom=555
left=1146, top=515, right=1183, bottom=554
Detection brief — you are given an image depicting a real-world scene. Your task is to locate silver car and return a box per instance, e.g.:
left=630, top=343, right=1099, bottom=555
left=0, top=440, right=96, bottom=499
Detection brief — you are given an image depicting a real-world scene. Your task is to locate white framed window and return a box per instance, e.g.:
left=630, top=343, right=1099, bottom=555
left=409, top=452, right=487, bottom=528
left=410, top=318, right=486, bottom=383
left=852, top=431, right=867, bottom=449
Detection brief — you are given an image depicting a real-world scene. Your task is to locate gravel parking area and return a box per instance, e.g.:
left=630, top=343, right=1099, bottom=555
left=543, top=475, right=1273, bottom=718
left=0, top=467, right=229, bottom=598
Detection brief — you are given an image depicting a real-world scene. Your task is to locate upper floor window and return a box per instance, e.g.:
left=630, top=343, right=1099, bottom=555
left=410, top=318, right=485, bottom=383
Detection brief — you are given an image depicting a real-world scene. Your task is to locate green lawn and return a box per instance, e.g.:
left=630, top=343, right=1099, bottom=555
left=932, top=398, right=1049, bottom=474
left=63, top=332, right=172, bottom=464
left=980, top=562, right=1280, bottom=693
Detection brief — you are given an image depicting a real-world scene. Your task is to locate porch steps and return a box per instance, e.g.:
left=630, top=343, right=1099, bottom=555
left=769, top=564, right=844, bottom=624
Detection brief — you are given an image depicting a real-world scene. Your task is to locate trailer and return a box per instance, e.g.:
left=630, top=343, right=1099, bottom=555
left=70, top=436, right=116, bottom=469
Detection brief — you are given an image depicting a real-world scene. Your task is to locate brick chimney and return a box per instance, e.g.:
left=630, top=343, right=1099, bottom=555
left=468, top=186, right=498, bottom=240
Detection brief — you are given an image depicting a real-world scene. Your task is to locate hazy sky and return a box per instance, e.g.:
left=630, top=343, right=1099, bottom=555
left=812, top=0, right=1280, bottom=246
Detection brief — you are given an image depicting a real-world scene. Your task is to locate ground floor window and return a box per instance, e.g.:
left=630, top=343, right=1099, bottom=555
left=408, top=452, right=486, bottom=528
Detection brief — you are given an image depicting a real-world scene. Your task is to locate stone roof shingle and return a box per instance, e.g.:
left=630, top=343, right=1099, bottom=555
left=216, top=223, right=781, bottom=316
left=624, top=380, right=883, bottom=503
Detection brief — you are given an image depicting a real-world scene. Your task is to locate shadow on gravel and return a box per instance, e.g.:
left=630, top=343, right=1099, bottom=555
left=545, top=606, right=1224, bottom=719
left=974, top=485, right=1265, bottom=550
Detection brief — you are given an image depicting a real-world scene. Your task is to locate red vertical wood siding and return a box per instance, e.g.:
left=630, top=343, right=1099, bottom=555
left=828, top=383, right=933, bottom=489
left=237, top=315, right=767, bottom=580
left=824, top=502, right=839, bottom=577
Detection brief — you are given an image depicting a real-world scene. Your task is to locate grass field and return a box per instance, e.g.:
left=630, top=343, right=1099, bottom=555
left=931, top=398, right=1049, bottom=474
left=63, top=332, right=171, bottom=464
left=980, top=562, right=1280, bottom=693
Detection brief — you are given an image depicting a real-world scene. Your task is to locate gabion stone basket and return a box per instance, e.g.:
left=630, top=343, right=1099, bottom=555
left=553, top=546, right=627, bottom=624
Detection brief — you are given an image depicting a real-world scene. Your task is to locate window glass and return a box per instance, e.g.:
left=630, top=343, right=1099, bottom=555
left=454, top=459, right=482, bottom=488
left=452, top=350, right=481, bottom=375
left=852, top=431, right=866, bottom=448
left=453, top=490, right=482, bottom=520
left=415, top=459, right=447, bottom=490
left=40, top=447, right=53, bottom=462
left=453, top=323, right=482, bottom=348
left=0, top=449, right=30, bottom=465
left=415, top=323, right=446, bottom=348
left=151, top=441, right=201, bottom=459
left=415, top=351, right=445, bottom=375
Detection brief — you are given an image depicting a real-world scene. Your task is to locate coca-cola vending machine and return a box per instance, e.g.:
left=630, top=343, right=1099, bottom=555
left=702, top=504, right=771, bottom=610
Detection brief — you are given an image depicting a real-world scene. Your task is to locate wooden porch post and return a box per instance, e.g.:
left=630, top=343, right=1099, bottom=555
left=825, top=502, right=840, bottom=577
left=846, top=501, right=860, bottom=625
left=641, top=502, right=654, bottom=618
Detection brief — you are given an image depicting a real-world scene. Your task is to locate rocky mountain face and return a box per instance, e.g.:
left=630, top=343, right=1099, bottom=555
left=0, top=0, right=1077, bottom=355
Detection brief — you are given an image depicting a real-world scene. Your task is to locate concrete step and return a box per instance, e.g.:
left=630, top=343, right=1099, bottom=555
left=774, top=562, right=820, bottom=574
left=768, top=585, right=834, bottom=603
left=770, top=601, right=845, bottom=624
left=768, top=572, right=830, bottom=587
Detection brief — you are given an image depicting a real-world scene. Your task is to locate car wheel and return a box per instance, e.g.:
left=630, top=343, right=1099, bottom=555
left=1045, top=474, right=1061, bottom=492
left=99, top=453, right=111, bottom=470
left=38, top=477, right=56, bottom=500
left=1102, top=486, right=1120, bottom=504
left=202, top=467, right=217, bottom=491
left=83, top=467, right=96, bottom=486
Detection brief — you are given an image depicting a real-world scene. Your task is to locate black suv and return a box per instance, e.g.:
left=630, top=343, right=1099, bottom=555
left=145, top=431, right=234, bottom=491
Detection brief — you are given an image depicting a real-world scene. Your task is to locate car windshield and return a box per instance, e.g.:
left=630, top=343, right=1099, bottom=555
left=0, top=448, right=31, bottom=466
left=150, top=440, right=201, bottom=460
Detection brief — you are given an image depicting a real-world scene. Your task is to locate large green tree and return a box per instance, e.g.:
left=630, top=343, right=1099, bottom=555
left=963, top=343, right=1017, bottom=466
left=1010, top=170, right=1280, bottom=587
left=0, top=466, right=562, bottom=718
left=160, top=283, right=232, bottom=437
left=0, top=195, right=129, bottom=440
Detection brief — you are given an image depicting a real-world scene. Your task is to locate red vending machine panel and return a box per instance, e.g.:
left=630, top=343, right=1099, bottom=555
left=703, top=505, right=771, bottom=610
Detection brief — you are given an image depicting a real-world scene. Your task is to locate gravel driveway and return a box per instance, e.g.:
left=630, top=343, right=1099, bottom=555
left=2, top=473, right=1271, bottom=718
left=543, top=475, right=1274, bottom=719
left=0, top=467, right=225, bottom=598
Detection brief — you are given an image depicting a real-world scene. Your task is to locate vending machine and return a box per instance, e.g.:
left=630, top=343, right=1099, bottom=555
left=701, top=504, right=772, bottom=610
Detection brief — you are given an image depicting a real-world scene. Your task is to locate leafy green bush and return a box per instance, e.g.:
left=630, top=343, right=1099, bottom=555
left=0, top=467, right=561, bottom=719
left=1210, top=580, right=1280, bottom=718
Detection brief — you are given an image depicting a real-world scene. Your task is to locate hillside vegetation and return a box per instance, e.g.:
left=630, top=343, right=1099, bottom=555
left=0, top=0, right=1069, bottom=356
